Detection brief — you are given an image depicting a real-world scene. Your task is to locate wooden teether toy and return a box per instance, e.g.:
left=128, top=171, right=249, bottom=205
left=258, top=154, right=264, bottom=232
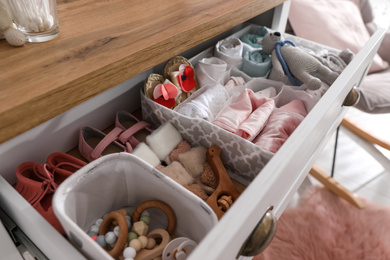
left=98, top=211, right=128, bottom=258
left=206, top=145, right=241, bottom=219
left=135, top=228, right=171, bottom=260
left=132, top=200, right=176, bottom=235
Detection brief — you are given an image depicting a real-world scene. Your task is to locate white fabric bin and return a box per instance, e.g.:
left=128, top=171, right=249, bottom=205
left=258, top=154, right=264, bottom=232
left=53, top=153, right=218, bottom=260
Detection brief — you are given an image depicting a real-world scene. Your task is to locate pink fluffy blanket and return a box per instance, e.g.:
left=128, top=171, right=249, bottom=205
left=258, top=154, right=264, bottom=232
left=254, top=186, right=390, bottom=260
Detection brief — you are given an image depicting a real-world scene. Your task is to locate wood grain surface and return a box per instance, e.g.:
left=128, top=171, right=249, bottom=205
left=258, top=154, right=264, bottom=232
left=0, top=0, right=284, bottom=144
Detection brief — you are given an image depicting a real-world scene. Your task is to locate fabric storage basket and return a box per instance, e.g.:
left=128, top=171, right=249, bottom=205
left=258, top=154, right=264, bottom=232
left=52, top=153, right=218, bottom=260
left=141, top=24, right=326, bottom=184
left=141, top=79, right=317, bottom=184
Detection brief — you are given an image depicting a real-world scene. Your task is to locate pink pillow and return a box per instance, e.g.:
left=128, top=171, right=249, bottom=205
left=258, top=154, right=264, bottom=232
left=289, top=0, right=389, bottom=74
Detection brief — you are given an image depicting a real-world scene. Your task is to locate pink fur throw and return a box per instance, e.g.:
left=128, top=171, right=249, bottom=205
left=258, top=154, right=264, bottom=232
left=254, top=186, right=390, bottom=260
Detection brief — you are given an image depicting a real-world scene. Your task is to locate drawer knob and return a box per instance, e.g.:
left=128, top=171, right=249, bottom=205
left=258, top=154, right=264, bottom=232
left=342, top=86, right=360, bottom=107
left=237, top=208, right=277, bottom=257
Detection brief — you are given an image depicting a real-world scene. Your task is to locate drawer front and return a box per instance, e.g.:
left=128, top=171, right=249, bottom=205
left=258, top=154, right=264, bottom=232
left=188, top=28, right=387, bottom=259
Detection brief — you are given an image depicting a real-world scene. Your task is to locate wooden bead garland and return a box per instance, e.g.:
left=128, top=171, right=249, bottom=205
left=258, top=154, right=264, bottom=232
left=90, top=199, right=178, bottom=259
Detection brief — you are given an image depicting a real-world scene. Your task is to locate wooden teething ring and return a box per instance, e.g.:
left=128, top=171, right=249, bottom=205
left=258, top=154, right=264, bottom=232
left=131, top=200, right=176, bottom=235
left=98, top=211, right=128, bottom=258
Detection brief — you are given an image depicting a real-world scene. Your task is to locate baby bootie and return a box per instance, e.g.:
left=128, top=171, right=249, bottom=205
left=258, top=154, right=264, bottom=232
left=46, top=152, right=87, bottom=185
left=15, top=162, right=65, bottom=234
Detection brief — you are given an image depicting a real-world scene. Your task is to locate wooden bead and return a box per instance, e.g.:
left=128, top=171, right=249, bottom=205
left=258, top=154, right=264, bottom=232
left=138, top=235, right=148, bottom=248
left=129, top=238, right=142, bottom=252
left=140, top=215, right=150, bottom=225
left=128, top=232, right=138, bottom=243
left=146, top=238, right=156, bottom=249
left=132, top=221, right=149, bottom=236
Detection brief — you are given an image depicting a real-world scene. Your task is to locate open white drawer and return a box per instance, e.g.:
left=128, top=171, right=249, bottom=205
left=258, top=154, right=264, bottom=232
left=0, top=23, right=386, bottom=259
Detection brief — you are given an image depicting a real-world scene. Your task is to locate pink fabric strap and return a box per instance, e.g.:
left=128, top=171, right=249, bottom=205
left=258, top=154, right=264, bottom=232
left=118, top=121, right=151, bottom=148
left=91, top=127, right=123, bottom=160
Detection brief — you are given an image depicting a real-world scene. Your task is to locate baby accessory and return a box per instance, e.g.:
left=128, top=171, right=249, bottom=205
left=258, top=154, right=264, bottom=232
left=132, top=142, right=161, bottom=167
left=241, top=49, right=271, bottom=77
left=91, top=200, right=177, bottom=259
left=214, top=37, right=243, bottom=68
left=115, top=110, right=153, bottom=152
left=261, top=31, right=339, bottom=90
left=213, top=89, right=275, bottom=141
left=168, top=140, right=191, bottom=162
left=144, top=56, right=198, bottom=109
left=146, top=121, right=183, bottom=164
left=162, top=237, right=197, bottom=260
left=145, top=74, right=180, bottom=109
left=157, top=161, right=194, bottom=186
left=79, top=111, right=154, bottom=162
left=205, top=145, right=241, bottom=219
left=0, top=0, right=26, bottom=46
left=79, top=126, right=128, bottom=162
left=15, top=152, right=86, bottom=234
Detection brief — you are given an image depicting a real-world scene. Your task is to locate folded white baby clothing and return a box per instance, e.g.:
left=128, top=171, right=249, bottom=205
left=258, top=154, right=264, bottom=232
left=196, top=57, right=229, bottom=88
left=175, top=84, right=230, bottom=121
left=214, top=38, right=243, bottom=69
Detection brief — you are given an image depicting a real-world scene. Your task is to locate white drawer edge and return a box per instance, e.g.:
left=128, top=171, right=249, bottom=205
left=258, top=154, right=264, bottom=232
left=0, top=176, right=87, bottom=259
left=188, top=28, right=387, bottom=260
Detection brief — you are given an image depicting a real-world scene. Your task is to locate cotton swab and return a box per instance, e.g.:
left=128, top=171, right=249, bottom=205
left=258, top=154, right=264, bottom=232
left=6, top=0, right=54, bottom=33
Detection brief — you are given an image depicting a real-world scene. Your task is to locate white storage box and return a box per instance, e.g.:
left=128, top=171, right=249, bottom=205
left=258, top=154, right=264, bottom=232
left=53, top=153, right=218, bottom=259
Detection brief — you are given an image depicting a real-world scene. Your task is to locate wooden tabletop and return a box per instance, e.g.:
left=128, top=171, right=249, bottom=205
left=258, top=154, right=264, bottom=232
left=0, top=0, right=283, bottom=145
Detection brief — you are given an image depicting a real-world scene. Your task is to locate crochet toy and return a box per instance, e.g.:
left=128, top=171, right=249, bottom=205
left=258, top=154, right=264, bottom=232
left=261, top=31, right=338, bottom=90
left=0, top=0, right=26, bottom=46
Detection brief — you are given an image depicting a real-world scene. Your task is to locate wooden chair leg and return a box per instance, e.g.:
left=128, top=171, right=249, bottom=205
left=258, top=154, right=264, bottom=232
left=309, top=165, right=365, bottom=209
left=341, top=118, right=390, bottom=151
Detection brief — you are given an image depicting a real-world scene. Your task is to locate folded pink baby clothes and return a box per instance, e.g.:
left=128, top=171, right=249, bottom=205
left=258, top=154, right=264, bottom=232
left=213, top=89, right=275, bottom=141
left=253, top=99, right=307, bottom=153
left=279, top=98, right=308, bottom=117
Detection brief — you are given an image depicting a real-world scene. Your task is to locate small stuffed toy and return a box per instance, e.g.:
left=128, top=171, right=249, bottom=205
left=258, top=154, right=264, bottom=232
left=0, top=0, right=26, bottom=47
left=261, top=31, right=338, bottom=90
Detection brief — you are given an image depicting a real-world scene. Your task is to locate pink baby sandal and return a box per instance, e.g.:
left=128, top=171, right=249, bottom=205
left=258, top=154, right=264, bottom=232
left=79, top=126, right=127, bottom=162
left=115, top=111, right=153, bottom=151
